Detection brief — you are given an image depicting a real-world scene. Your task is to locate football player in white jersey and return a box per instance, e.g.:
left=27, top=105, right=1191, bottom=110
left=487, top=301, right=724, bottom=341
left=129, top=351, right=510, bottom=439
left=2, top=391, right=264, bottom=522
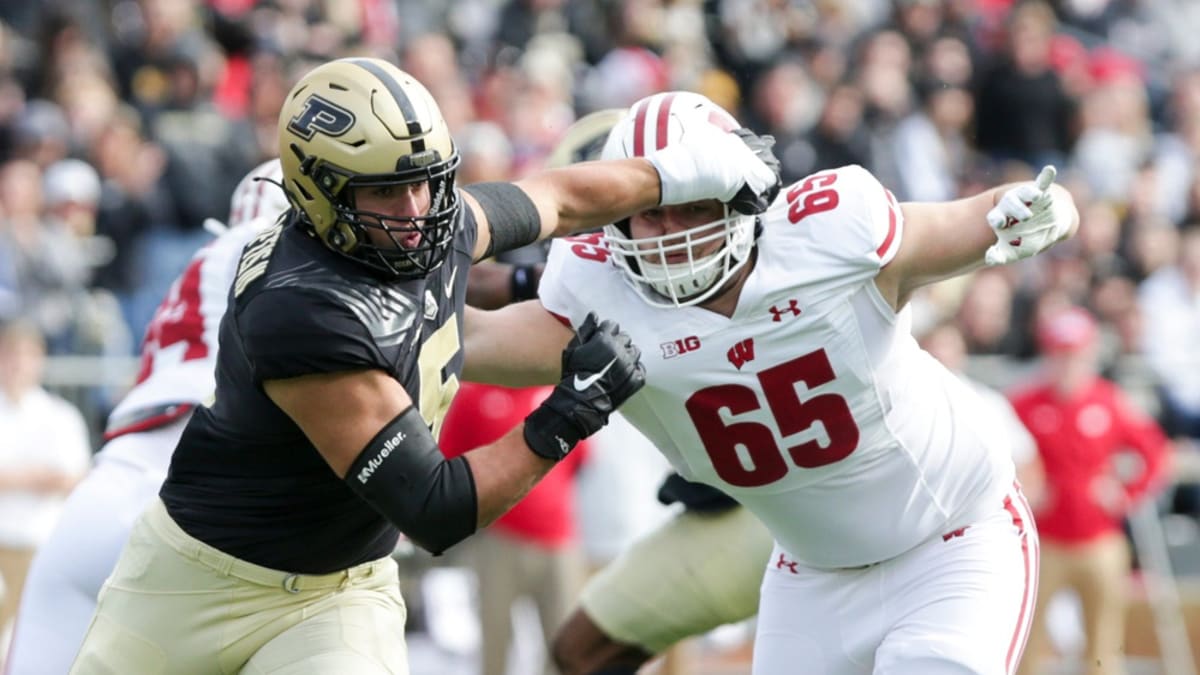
left=464, top=91, right=1079, bottom=675
left=3, top=159, right=289, bottom=675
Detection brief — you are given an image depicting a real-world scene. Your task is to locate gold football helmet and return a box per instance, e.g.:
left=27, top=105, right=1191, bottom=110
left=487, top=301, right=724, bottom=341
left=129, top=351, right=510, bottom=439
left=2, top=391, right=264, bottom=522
left=278, top=58, right=460, bottom=278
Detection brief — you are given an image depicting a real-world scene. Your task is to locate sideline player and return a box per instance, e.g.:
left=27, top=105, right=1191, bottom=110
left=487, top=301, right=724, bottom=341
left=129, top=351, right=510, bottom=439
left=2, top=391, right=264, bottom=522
left=70, top=59, right=779, bottom=674
left=3, top=159, right=290, bottom=675
left=466, top=91, right=1080, bottom=675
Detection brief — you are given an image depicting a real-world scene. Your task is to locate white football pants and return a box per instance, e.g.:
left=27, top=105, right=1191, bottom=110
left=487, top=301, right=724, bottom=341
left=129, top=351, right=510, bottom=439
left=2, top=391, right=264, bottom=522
left=752, top=485, right=1038, bottom=675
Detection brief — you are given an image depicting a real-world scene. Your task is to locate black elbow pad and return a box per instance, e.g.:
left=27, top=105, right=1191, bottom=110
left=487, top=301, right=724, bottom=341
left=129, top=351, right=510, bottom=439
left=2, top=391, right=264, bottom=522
left=344, top=406, right=478, bottom=555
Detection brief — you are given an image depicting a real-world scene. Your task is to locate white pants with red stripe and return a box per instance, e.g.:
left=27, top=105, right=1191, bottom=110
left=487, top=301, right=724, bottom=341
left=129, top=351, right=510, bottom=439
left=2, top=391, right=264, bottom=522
left=752, top=487, right=1038, bottom=675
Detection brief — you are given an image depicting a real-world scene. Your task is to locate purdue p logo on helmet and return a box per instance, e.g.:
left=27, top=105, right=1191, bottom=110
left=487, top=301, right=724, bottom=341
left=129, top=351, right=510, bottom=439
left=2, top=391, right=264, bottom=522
left=278, top=58, right=461, bottom=279
left=286, top=96, right=356, bottom=141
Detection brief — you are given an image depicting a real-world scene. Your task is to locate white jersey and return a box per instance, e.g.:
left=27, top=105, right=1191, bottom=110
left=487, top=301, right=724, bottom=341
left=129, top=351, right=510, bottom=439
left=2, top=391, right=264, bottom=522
left=103, top=219, right=272, bottom=466
left=541, top=165, right=1014, bottom=569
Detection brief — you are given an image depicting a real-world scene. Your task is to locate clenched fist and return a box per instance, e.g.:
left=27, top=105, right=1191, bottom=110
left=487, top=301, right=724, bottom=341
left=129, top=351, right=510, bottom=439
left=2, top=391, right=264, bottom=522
left=523, top=313, right=645, bottom=461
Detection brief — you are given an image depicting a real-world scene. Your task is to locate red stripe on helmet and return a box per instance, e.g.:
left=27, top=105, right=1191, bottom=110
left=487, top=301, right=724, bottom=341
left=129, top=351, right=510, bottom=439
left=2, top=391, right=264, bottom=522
left=654, top=93, right=677, bottom=151
left=631, top=99, right=651, bottom=157
left=707, top=108, right=738, bottom=132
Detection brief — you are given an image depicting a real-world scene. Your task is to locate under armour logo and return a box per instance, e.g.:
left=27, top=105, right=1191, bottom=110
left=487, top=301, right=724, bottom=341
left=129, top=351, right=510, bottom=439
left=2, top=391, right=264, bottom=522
left=768, top=299, right=802, bottom=322
left=942, top=526, right=970, bottom=542
left=727, top=338, right=755, bottom=370
left=775, top=553, right=799, bottom=574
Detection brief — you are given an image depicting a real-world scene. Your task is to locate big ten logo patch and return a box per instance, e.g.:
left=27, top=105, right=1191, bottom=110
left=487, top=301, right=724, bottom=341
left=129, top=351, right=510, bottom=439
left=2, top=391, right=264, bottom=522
left=661, top=335, right=701, bottom=359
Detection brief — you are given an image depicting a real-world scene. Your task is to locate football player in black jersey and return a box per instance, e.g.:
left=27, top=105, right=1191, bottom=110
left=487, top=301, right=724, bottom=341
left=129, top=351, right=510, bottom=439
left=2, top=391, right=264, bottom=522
left=70, top=58, right=780, bottom=674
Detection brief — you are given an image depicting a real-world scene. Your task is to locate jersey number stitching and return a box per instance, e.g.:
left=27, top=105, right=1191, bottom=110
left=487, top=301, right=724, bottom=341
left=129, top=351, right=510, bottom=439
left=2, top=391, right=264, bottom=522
left=566, top=232, right=610, bottom=262
left=787, top=172, right=840, bottom=223
left=135, top=255, right=209, bottom=384
left=417, top=317, right=461, bottom=438
left=684, top=348, right=860, bottom=487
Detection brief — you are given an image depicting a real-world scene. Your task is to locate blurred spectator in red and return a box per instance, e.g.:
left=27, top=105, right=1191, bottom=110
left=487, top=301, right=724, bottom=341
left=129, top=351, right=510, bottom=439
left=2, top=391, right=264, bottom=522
left=1012, top=306, right=1170, bottom=675
left=440, top=383, right=588, bottom=675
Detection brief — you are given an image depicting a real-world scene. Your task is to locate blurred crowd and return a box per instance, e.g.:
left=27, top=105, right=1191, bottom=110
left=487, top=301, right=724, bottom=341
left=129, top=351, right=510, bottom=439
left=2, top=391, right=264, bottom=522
left=0, top=0, right=1197, bottom=445
left=0, top=0, right=1194, bottom=429
left=2, top=0, right=1200, bottom=671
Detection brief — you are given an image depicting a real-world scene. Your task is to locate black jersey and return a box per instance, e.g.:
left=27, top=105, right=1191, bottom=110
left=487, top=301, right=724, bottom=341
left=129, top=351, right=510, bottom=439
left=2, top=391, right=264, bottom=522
left=160, top=206, right=476, bottom=574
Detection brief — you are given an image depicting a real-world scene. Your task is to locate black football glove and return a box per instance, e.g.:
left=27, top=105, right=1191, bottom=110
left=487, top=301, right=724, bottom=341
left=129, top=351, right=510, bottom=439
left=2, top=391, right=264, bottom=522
left=524, top=313, right=646, bottom=461
left=727, top=128, right=783, bottom=216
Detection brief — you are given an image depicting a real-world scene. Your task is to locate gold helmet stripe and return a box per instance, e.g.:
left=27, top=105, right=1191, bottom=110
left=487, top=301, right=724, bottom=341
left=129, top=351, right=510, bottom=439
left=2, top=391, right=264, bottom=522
left=346, top=58, right=426, bottom=152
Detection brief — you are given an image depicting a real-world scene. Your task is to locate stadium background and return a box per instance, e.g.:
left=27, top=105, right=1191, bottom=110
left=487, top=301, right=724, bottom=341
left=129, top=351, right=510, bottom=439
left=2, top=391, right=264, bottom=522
left=2, top=0, right=1200, bottom=673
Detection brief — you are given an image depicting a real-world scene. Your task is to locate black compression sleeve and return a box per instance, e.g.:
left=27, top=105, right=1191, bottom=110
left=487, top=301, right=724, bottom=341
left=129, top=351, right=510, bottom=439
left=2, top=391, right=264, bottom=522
left=463, top=182, right=542, bottom=260
left=343, top=406, right=477, bottom=555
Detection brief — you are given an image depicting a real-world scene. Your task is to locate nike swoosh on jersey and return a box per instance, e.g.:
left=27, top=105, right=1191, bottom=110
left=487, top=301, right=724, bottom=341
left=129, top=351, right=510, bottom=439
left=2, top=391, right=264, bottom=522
left=573, top=357, right=617, bottom=391
left=444, top=266, right=458, bottom=299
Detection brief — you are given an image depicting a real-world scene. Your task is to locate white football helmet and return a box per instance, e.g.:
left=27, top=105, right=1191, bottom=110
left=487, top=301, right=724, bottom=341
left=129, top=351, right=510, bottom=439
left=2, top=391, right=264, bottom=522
left=601, top=91, right=758, bottom=307
left=228, top=158, right=290, bottom=228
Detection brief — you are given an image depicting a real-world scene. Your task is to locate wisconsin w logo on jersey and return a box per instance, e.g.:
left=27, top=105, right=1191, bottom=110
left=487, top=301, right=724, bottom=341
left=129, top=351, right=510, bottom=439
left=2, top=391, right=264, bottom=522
left=727, top=338, right=755, bottom=370
left=287, top=94, right=355, bottom=140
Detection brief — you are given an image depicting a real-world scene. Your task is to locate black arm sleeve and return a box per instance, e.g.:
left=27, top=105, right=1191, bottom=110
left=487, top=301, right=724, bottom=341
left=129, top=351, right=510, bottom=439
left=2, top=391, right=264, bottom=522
left=344, top=406, right=477, bottom=555
left=463, top=182, right=542, bottom=260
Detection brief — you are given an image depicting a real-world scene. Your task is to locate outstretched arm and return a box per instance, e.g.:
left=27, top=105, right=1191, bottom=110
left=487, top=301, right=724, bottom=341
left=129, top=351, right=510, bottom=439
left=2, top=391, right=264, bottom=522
left=876, top=167, right=1079, bottom=310
left=266, top=307, right=639, bottom=555
left=462, top=300, right=572, bottom=387
left=466, top=125, right=781, bottom=261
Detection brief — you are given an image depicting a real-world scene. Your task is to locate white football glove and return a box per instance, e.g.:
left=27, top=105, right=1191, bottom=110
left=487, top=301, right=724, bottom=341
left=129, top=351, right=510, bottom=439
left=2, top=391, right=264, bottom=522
left=647, top=124, right=780, bottom=213
left=984, top=165, right=1072, bottom=266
